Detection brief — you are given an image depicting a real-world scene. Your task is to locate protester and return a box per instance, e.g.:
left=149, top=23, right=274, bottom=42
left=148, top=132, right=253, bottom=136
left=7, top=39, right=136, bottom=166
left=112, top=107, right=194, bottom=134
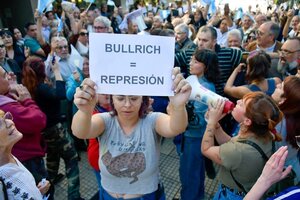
left=11, top=27, right=25, bottom=49
left=202, top=92, right=283, bottom=199
left=24, top=22, right=46, bottom=58
left=179, top=49, right=219, bottom=200
left=244, top=146, right=300, bottom=200
left=227, top=29, right=244, bottom=50
left=187, top=0, right=208, bottom=32
left=72, top=67, right=191, bottom=199
left=93, top=16, right=111, bottom=33
left=0, top=29, right=26, bottom=69
left=277, top=37, right=300, bottom=79
left=66, top=55, right=90, bottom=114
left=0, top=66, right=53, bottom=198
left=0, top=38, right=22, bottom=83
left=272, top=76, right=300, bottom=184
left=87, top=94, right=111, bottom=200
left=0, top=109, right=51, bottom=199
left=224, top=50, right=281, bottom=99
left=282, top=10, right=299, bottom=39
left=22, top=56, right=82, bottom=200
left=176, top=26, right=242, bottom=96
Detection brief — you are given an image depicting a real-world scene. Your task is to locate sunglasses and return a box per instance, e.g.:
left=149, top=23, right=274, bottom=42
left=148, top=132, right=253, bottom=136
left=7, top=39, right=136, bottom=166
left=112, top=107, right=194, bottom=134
left=79, top=32, right=88, bottom=36
left=0, top=44, right=5, bottom=48
left=0, top=112, right=13, bottom=129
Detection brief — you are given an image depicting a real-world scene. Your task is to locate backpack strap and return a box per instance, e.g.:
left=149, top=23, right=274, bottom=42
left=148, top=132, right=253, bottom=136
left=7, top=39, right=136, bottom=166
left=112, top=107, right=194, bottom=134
left=238, top=140, right=269, bottom=161
left=229, top=140, right=273, bottom=193
left=229, top=170, right=247, bottom=194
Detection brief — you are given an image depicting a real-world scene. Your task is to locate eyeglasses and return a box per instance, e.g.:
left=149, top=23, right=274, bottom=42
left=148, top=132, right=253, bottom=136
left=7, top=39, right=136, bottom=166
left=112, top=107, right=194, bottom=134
left=0, top=44, right=5, bottom=48
left=256, top=30, right=269, bottom=37
left=175, top=32, right=185, bottom=35
left=113, top=95, right=141, bottom=105
left=0, top=112, right=13, bottom=129
left=79, top=32, right=88, bottom=36
left=278, top=49, right=300, bottom=57
left=93, top=26, right=107, bottom=30
left=57, top=45, right=68, bottom=50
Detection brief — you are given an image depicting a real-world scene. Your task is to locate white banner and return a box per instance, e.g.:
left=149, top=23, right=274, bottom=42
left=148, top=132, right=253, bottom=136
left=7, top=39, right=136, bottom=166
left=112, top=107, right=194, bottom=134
left=89, top=33, right=175, bottom=96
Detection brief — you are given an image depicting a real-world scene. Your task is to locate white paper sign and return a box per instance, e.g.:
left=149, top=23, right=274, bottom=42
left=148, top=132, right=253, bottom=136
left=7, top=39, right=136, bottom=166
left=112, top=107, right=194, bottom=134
left=89, top=33, right=175, bottom=96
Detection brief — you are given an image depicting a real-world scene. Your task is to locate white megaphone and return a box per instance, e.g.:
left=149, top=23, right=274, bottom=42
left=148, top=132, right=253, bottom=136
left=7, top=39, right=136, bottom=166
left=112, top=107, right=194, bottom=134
left=186, top=75, right=234, bottom=113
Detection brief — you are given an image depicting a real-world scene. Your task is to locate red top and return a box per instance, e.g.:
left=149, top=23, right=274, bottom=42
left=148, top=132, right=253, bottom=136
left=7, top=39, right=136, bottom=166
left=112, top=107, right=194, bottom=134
left=0, top=98, right=47, bottom=162
left=87, top=105, right=111, bottom=171
left=87, top=138, right=100, bottom=170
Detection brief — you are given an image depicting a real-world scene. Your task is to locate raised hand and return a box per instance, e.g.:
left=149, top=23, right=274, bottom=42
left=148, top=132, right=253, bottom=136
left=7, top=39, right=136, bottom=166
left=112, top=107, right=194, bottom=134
left=9, top=84, right=31, bottom=101
left=169, top=67, right=191, bottom=108
left=73, top=78, right=97, bottom=114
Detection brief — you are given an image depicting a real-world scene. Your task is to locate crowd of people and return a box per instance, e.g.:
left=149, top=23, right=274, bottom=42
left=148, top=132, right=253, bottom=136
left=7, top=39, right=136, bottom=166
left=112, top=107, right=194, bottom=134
left=0, top=0, right=300, bottom=199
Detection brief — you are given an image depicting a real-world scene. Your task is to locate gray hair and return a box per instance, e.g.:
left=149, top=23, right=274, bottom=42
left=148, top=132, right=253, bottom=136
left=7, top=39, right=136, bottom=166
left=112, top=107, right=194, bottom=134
left=265, top=21, right=280, bottom=41
left=153, top=16, right=163, bottom=23
left=175, top=23, right=189, bottom=35
left=94, top=16, right=111, bottom=28
left=242, top=14, right=254, bottom=22
left=227, top=29, right=242, bottom=42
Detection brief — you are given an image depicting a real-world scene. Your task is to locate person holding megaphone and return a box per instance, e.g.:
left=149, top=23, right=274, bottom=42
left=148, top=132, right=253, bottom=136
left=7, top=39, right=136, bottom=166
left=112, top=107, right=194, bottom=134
left=178, top=49, right=220, bottom=200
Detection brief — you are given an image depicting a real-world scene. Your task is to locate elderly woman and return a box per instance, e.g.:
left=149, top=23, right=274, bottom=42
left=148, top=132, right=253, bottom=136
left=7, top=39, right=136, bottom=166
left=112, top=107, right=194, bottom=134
left=202, top=92, right=283, bottom=199
left=72, top=67, right=191, bottom=199
left=0, top=109, right=50, bottom=199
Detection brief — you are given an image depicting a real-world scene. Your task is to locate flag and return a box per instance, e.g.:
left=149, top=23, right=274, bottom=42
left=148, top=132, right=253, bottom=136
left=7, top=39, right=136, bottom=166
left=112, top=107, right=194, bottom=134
left=234, top=7, right=243, bottom=21
left=209, top=0, right=216, bottom=15
left=202, top=0, right=211, bottom=4
left=55, top=14, right=64, bottom=33
left=70, top=45, right=84, bottom=70
left=201, top=0, right=216, bottom=15
left=83, top=0, right=95, bottom=3
left=119, top=9, right=147, bottom=31
left=37, top=0, right=54, bottom=14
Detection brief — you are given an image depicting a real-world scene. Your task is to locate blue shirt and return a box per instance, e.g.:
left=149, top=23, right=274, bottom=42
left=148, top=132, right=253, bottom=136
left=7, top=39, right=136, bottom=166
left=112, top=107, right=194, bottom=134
left=184, top=76, right=215, bottom=138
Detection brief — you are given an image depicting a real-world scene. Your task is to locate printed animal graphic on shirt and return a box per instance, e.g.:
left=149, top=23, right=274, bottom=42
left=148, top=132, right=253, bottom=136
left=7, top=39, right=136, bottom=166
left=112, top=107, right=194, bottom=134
left=101, top=150, right=146, bottom=184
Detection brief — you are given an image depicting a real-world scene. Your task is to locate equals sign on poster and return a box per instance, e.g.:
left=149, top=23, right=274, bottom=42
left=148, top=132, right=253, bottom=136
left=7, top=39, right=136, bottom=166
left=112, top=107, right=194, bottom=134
left=130, top=62, right=136, bottom=67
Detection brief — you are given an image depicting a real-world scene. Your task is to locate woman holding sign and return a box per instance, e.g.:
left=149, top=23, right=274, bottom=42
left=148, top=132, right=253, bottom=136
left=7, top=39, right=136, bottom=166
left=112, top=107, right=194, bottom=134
left=72, top=67, right=191, bottom=199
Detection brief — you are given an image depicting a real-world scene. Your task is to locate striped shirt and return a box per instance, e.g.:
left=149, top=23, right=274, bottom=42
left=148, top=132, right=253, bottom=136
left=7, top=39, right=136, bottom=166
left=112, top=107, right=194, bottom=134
left=175, top=44, right=242, bottom=96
